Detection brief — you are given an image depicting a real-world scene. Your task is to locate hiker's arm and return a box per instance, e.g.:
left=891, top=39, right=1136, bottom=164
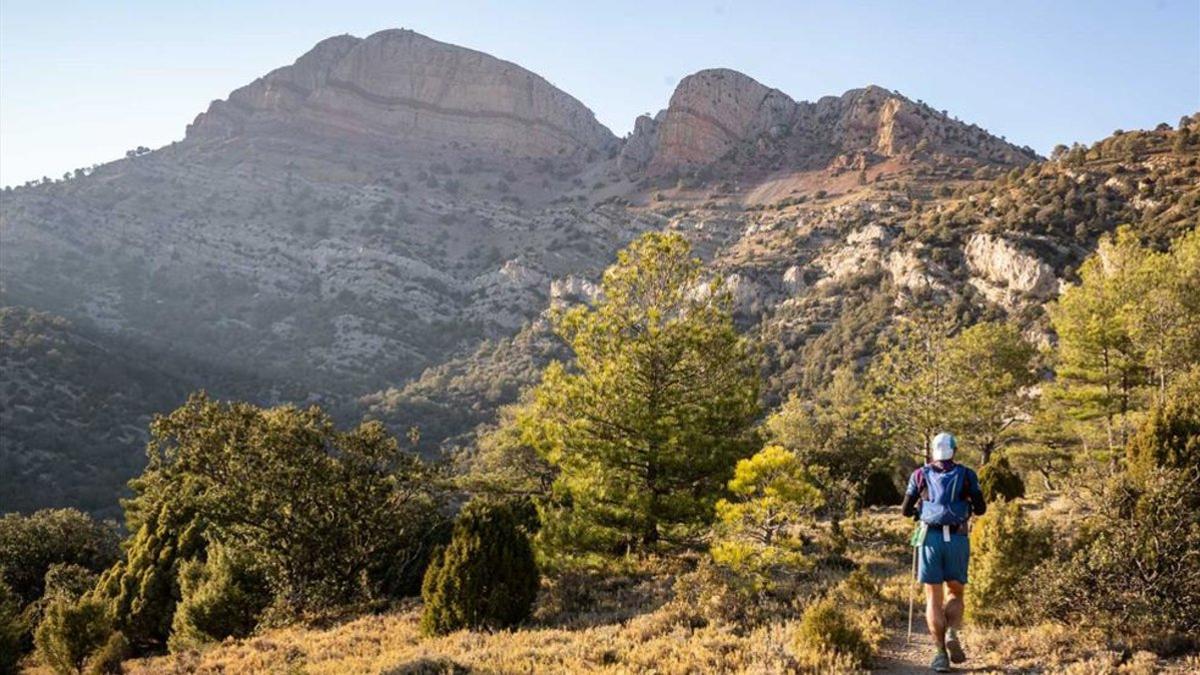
left=901, top=470, right=920, bottom=519
left=967, top=470, right=987, bottom=516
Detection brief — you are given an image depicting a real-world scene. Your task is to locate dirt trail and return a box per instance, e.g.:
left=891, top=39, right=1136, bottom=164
left=874, top=624, right=1001, bottom=674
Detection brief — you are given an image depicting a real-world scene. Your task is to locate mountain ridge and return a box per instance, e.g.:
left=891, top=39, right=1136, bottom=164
left=1, top=29, right=1196, bottom=515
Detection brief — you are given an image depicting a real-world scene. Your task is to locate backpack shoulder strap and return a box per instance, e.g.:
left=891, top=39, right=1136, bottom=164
left=950, top=465, right=966, bottom=502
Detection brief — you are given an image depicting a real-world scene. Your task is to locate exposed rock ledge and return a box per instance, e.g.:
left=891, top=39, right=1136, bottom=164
left=964, top=233, right=1060, bottom=300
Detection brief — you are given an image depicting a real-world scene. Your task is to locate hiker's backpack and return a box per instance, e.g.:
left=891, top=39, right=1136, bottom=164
left=919, top=464, right=970, bottom=526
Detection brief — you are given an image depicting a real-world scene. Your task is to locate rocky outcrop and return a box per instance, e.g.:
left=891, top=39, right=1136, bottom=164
left=617, top=113, right=662, bottom=175
left=629, top=75, right=1039, bottom=176
left=782, top=265, right=806, bottom=295
left=964, top=234, right=1060, bottom=303
left=645, top=69, right=797, bottom=174
left=188, top=29, right=616, bottom=159
left=549, top=275, right=601, bottom=307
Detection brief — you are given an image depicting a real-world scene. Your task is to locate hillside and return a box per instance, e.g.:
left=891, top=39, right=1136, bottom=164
left=363, top=118, right=1200, bottom=457
left=1, top=28, right=1197, bottom=516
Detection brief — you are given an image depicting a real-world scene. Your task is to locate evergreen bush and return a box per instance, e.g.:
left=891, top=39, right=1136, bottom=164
left=977, top=455, right=1025, bottom=501
left=0, top=580, right=24, bottom=675
left=1126, top=367, right=1200, bottom=478
left=33, top=596, right=112, bottom=675
left=89, top=496, right=206, bottom=654
left=168, top=545, right=271, bottom=652
left=966, top=499, right=1051, bottom=625
left=420, top=500, right=539, bottom=635
left=82, top=631, right=128, bottom=675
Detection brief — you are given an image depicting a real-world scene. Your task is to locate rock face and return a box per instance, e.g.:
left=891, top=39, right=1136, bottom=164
left=624, top=74, right=1039, bottom=176
left=549, top=275, right=601, bottom=307
left=642, top=69, right=797, bottom=174
left=964, top=234, right=1060, bottom=303
left=188, top=29, right=616, bottom=159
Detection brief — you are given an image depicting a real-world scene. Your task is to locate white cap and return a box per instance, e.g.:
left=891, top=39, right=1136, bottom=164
left=931, top=432, right=957, bottom=461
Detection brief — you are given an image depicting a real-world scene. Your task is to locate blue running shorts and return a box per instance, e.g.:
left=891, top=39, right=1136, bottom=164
left=918, top=530, right=970, bottom=584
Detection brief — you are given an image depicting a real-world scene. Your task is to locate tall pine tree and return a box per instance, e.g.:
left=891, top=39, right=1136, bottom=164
left=523, top=233, right=760, bottom=556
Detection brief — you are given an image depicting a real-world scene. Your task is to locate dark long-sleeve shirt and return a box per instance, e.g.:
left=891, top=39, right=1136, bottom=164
left=900, top=460, right=987, bottom=520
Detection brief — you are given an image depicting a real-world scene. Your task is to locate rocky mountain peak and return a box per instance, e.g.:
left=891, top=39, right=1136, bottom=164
left=187, top=29, right=617, bottom=160
left=641, top=69, right=797, bottom=174
left=620, top=72, right=1039, bottom=177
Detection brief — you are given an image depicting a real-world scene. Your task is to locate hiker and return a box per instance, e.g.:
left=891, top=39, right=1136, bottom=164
left=900, top=432, right=987, bottom=673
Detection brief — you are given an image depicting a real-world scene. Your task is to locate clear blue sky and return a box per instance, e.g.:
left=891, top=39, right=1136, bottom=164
left=2, top=1, right=1197, bottom=187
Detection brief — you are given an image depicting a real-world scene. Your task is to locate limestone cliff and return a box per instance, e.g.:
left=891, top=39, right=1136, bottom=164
left=188, top=29, right=616, bottom=159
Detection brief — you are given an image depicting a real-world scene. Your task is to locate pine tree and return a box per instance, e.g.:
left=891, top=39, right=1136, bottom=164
left=765, top=366, right=892, bottom=507
left=863, top=318, right=1036, bottom=465
left=522, top=233, right=760, bottom=554
left=942, top=323, right=1039, bottom=464
left=1048, top=228, right=1148, bottom=454
left=420, top=500, right=539, bottom=635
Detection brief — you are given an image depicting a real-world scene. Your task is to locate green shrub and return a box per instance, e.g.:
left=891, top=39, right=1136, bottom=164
left=34, top=596, right=113, bottom=675
left=793, top=597, right=874, bottom=669
left=1127, top=367, right=1200, bottom=478
left=966, top=499, right=1052, bottom=626
left=420, top=500, right=539, bottom=635
left=860, top=468, right=901, bottom=507
left=82, top=631, right=128, bottom=675
left=0, top=580, right=24, bottom=675
left=0, top=509, right=119, bottom=606
left=1030, top=468, right=1200, bottom=652
left=167, top=545, right=270, bottom=652
left=42, top=564, right=99, bottom=603
left=978, top=455, right=1025, bottom=501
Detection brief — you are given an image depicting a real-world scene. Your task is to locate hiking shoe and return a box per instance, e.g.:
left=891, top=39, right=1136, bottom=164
left=931, top=649, right=951, bottom=672
left=945, top=629, right=966, bottom=663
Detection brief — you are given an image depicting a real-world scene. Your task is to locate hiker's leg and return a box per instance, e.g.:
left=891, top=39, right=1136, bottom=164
left=924, top=583, right=947, bottom=648
left=944, top=580, right=965, bottom=630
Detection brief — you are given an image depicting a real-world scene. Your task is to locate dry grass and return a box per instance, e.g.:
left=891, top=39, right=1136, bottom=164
left=122, top=602, right=813, bottom=674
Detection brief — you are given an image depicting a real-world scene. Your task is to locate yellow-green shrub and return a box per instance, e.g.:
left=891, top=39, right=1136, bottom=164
left=167, top=544, right=270, bottom=652
left=793, top=596, right=873, bottom=669
left=82, top=631, right=128, bottom=675
left=966, top=499, right=1052, bottom=625
left=711, top=446, right=822, bottom=589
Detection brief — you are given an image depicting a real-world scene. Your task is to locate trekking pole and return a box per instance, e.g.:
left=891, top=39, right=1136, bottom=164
left=906, top=522, right=922, bottom=645
left=906, top=543, right=917, bottom=644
